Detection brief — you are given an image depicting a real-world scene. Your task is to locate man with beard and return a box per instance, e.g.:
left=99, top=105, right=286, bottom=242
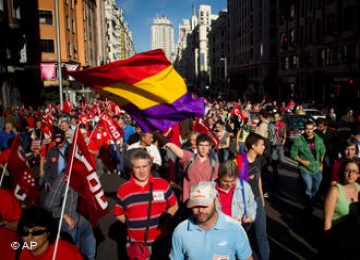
left=170, top=181, right=253, bottom=260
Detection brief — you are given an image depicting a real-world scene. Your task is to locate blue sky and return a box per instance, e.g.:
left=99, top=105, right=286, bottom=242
left=116, top=0, right=227, bottom=53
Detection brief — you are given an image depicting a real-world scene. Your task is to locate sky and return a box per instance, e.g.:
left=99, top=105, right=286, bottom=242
left=116, top=0, right=227, bottom=54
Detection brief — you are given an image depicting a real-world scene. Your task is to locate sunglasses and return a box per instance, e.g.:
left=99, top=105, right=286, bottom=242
left=20, top=229, right=47, bottom=237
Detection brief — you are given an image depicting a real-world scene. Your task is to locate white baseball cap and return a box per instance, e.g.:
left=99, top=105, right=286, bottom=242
left=187, top=181, right=217, bottom=208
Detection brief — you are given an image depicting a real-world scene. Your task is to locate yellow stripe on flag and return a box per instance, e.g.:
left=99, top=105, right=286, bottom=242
left=102, top=66, right=187, bottom=110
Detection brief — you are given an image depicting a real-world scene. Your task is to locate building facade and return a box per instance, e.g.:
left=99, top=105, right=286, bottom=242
left=227, top=0, right=278, bottom=100
left=174, top=19, right=192, bottom=84
left=0, top=0, right=41, bottom=108
left=151, top=15, right=175, bottom=62
left=208, top=10, right=228, bottom=97
left=105, top=0, right=135, bottom=63
left=278, top=0, right=360, bottom=110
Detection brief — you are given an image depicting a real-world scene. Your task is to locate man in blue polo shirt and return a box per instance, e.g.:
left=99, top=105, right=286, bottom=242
left=170, top=181, right=253, bottom=260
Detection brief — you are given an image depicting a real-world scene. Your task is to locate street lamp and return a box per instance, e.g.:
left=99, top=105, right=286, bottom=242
left=54, top=0, right=63, bottom=109
left=220, top=57, right=228, bottom=98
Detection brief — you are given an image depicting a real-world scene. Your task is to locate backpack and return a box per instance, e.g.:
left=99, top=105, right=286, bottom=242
left=183, top=153, right=216, bottom=181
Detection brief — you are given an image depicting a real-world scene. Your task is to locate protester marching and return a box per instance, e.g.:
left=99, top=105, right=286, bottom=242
left=1, top=49, right=360, bottom=259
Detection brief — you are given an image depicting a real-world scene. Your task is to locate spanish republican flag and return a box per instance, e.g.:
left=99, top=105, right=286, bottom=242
left=68, top=49, right=205, bottom=132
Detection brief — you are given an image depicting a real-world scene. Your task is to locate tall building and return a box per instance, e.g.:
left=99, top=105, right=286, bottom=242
left=105, top=0, right=135, bottom=63
left=151, top=16, right=175, bottom=62
left=174, top=19, right=192, bottom=83
left=208, top=10, right=228, bottom=97
left=179, top=5, right=217, bottom=92
left=227, top=0, right=278, bottom=99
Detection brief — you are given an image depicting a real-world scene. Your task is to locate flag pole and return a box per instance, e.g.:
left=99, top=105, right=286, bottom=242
left=0, top=163, right=8, bottom=188
left=52, top=126, right=79, bottom=260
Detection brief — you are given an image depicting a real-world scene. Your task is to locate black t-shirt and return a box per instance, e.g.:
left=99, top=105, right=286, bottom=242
left=248, top=156, right=264, bottom=198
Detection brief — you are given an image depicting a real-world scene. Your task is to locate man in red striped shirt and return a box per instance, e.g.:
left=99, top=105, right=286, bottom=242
left=114, top=148, right=178, bottom=258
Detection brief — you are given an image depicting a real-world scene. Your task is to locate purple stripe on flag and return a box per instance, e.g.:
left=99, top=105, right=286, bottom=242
left=122, top=93, right=205, bottom=132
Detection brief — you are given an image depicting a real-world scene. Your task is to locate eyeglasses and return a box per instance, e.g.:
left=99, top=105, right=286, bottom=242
left=20, top=229, right=47, bottom=237
left=344, top=170, right=359, bottom=175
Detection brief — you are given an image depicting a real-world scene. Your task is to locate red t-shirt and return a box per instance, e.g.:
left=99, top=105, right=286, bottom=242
left=0, top=189, right=23, bottom=260
left=18, top=240, right=83, bottom=260
left=216, top=183, right=235, bottom=216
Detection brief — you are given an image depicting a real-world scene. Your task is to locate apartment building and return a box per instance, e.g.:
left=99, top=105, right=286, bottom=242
left=151, top=15, right=175, bottom=62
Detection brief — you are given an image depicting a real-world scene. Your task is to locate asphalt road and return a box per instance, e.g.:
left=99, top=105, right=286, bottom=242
left=95, top=156, right=325, bottom=260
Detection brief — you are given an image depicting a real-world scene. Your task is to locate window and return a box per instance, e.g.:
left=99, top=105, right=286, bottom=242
left=41, top=40, right=55, bottom=53
left=66, top=15, right=70, bottom=30
left=0, top=0, right=4, bottom=11
left=67, top=42, right=71, bottom=56
left=39, top=10, right=53, bottom=25
left=72, top=19, right=75, bottom=32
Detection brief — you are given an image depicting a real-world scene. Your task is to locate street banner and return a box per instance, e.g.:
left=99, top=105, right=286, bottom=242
left=40, top=63, right=56, bottom=80
left=8, top=135, right=40, bottom=205
left=65, top=127, right=109, bottom=226
left=98, top=112, right=124, bottom=143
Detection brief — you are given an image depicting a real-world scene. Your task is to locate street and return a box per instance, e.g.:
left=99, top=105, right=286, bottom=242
left=95, top=156, right=324, bottom=260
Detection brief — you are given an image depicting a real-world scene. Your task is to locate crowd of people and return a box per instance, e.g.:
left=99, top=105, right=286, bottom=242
left=0, top=97, right=360, bottom=259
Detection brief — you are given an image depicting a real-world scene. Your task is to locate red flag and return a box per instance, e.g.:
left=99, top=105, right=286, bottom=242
left=63, top=99, right=73, bottom=113
left=114, top=105, right=122, bottom=115
left=90, top=102, right=102, bottom=115
left=285, top=99, right=296, bottom=112
left=231, top=104, right=246, bottom=123
left=65, top=127, right=109, bottom=226
left=7, top=135, right=40, bottom=205
left=40, top=114, right=54, bottom=138
left=97, top=112, right=124, bottom=143
left=193, top=117, right=220, bottom=149
left=107, top=102, right=116, bottom=112
left=47, top=103, right=59, bottom=116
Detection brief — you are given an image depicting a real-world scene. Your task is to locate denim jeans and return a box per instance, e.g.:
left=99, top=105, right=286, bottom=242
left=253, top=196, right=270, bottom=260
left=300, top=171, right=322, bottom=199
left=61, top=215, right=96, bottom=260
left=271, top=145, right=285, bottom=162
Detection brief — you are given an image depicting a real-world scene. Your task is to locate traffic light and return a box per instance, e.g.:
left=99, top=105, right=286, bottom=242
left=349, top=79, right=353, bottom=85
left=282, top=34, right=289, bottom=51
